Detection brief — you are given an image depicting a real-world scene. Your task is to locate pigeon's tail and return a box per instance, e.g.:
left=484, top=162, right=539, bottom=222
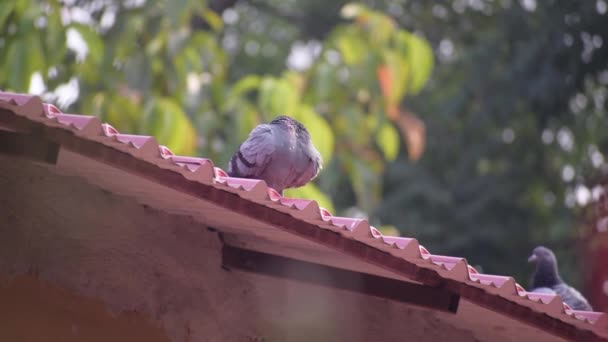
left=554, top=284, right=594, bottom=312
left=226, top=152, right=240, bottom=178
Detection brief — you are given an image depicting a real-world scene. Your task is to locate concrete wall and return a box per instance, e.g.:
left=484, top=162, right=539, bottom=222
left=0, top=156, right=475, bottom=342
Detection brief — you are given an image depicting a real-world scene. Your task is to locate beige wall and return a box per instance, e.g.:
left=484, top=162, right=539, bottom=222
left=0, top=156, right=543, bottom=342
left=0, top=275, right=170, bottom=342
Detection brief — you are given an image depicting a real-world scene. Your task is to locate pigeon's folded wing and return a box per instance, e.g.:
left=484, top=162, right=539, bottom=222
left=291, top=157, right=321, bottom=188
left=228, top=124, right=275, bottom=178
left=554, top=284, right=593, bottom=311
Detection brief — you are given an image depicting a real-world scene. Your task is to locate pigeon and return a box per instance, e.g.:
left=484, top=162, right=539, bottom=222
left=528, top=246, right=593, bottom=311
left=227, top=115, right=323, bottom=195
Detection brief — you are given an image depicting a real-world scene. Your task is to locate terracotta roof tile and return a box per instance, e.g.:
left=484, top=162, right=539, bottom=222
left=0, top=91, right=606, bottom=341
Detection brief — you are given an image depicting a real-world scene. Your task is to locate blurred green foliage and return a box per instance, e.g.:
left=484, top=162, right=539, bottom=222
left=2, top=0, right=608, bottom=291
left=0, top=0, right=433, bottom=215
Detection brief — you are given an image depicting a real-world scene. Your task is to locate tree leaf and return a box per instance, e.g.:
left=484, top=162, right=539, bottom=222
left=144, top=98, right=197, bottom=155
left=236, top=105, right=259, bottom=142
left=377, top=64, right=391, bottom=99
left=230, top=75, right=261, bottom=99
left=201, top=8, right=223, bottom=32
left=293, top=105, right=334, bottom=163
left=257, top=77, right=277, bottom=118
left=283, top=70, right=306, bottom=95
left=5, top=42, right=27, bottom=91
left=28, top=34, right=46, bottom=80
left=45, top=1, right=67, bottom=66
left=381, top=49, right=409, bottom=108
left=348, top=157, right=382, bottom=211
left=257, top=77, right=299, bottom=120
left=124, top=52, right=152, bottom=93
left=376, top=122, right=400, bottom=161
left=11, top=0, right=30, bottom=17
left=394, top=31, right=434, bottom=95
left=223, top=75, right=260, bottom=112
left=312, top=62, right=335, bottom=100
left=70, top=24, right=104, bottom=65
left=335, top=27, right=367, bottom=65
left=284, top=182, right=335, bottom=214
left=378, top=225, right=400, bottom=236
left=0, top=2, right=15, bottom=29
left=271, top=79, right=298, bottom=115
left=395, top=111, right=425, bottom=161
left=341, top=2, right=396, bottom=48
left=105, top=94, right=141, bottom=132
left=5, top=33, right=45, bottom=91
left=366, top=12, right=395, bottom=46
left=376, top=63, right=399, bottom=120
left=166, top=0, right=193, bottom=28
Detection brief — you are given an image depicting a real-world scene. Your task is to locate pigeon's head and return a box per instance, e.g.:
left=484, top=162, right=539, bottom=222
left=270, top=115, right=308, bottom=136
left=528, top=246, right=557, bottom=265
left=529, top=246, right=564, bottom=288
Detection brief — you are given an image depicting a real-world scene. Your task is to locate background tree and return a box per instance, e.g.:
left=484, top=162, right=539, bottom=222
left=2, top=0, right=607, bottom=307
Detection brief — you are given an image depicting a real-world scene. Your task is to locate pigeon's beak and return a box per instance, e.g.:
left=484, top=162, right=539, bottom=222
left=528, top=254, right=537, bottom=263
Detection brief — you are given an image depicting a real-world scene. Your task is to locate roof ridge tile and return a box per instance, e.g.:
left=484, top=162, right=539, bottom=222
left=170, top=156, right=215, bottom=183
left=278, top=198, right=323, bottom=219
left=55, top=113, right=103, bottom=135
left=387, top=238, right=422, bottom=259
left=347, top=220, right=373, bottom=239
left=0, top=93, right=44, bottom=119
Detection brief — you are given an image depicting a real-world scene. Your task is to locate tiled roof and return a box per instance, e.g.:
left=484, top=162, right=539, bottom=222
left=0, top=90, right=606, bottom=341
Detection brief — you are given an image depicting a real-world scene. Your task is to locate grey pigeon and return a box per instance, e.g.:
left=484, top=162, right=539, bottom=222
left=528, top=246, right=593, bottom=311
left=227, top=115, right=323, bottom=195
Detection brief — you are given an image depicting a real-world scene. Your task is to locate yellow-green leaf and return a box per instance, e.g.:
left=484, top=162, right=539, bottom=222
left=231, top=75, right=261, bottom=98
left=335, top=27, right=367, bottom=65
left=283, top=70, right=306, bottom=95
left=144, top=98, right=197, bottom=155
left=378, top=225, right=400, bottom=236
left=312, top=63, right=335, bottom=100
left=46, top=1, right=67, bottom=65
left=284, top=182, right=335, bottom=214
left=395, top=31, right=434, bottom=95
left=367, top=12, right=395, bottom=46
left=237, top=105, right=259, bottom=141
left=257, top=77, right=299, bottom=120
left=167, top=0, right=194, bottom=28
left=201, top=8, right=223, bottom=32
left=0, top=2, right=15, bottom=29
left=105, top=94, right=141, bottom=132
left=5, top=34, right=45, bottom=91
left=376, top=122, right=400, bottom=161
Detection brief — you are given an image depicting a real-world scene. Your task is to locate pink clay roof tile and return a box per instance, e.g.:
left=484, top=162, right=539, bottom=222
left=0, top=90, right=606, bottom=341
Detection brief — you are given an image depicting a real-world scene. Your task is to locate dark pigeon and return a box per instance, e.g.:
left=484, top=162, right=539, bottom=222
left=227, top=115, right=323, bottom=195
left=528, top=246, right=593, bottom=311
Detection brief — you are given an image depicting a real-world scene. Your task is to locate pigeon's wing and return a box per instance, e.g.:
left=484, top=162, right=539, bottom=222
left=554, top=284, right=593, bottom=311
left=531, top=287, right=557, bottom=294
left=291, top=157, right=321, bottom=188
left=290, top=144, right=322, bottom=188
left=227, top=124, right=275, bottom=178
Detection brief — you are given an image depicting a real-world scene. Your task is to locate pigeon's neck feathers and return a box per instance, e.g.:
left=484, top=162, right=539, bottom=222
left=533, top=259, right=564, bottom=288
